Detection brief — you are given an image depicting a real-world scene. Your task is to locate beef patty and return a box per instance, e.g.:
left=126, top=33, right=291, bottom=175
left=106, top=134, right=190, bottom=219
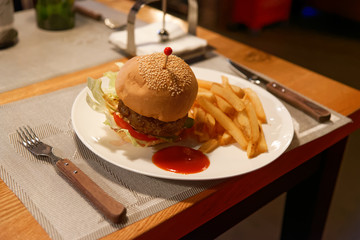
left=118, top=100, right=187, bottom=137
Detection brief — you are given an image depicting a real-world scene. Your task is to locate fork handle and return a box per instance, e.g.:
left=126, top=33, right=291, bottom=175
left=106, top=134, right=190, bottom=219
left=56, top=159, right=125, bottom=223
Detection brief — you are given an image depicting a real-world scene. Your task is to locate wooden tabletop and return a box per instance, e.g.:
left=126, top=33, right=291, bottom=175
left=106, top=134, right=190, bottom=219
left=1, top=1, right=359, bottom=239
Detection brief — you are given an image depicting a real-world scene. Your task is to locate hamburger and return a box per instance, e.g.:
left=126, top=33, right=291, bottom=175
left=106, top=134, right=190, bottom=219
left=86, top=50, right=198, bottom=147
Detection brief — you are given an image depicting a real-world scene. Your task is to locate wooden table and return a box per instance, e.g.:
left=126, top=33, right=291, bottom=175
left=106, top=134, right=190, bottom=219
left=1, top=1, right=359, bottom=239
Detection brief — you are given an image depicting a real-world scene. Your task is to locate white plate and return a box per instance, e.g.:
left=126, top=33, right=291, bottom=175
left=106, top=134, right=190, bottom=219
left=71, top=67, right=294, bottom=180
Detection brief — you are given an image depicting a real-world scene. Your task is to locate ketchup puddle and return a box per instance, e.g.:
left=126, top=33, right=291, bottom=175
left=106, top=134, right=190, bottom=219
left=152, top=146, right=210, bottom=174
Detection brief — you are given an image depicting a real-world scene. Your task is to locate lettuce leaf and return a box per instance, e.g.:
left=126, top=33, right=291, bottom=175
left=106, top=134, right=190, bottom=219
left=86, top=64, right=121, bottom=130
left=86, top=62, right=162, bottom=147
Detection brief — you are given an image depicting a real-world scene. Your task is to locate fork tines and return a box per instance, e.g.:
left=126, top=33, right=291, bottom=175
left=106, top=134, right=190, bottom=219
left=17, top=126, right=40, bottom=147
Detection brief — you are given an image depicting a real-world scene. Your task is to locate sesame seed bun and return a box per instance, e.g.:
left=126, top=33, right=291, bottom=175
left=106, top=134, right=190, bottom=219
left=115, top=53, right=198, bottom=122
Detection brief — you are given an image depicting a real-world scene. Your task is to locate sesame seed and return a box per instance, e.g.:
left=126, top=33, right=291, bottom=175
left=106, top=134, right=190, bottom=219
left=137, top=53, right=193, bottom=96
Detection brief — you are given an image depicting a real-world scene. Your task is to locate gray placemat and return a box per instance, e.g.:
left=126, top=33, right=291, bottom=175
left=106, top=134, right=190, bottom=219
left=0, top=6, right=126, bottom=93
left=0, top=84, right=221, bottom=240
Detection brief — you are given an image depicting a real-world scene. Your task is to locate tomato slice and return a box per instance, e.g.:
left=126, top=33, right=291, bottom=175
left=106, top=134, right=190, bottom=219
left=113, top=113, right=158, bottom=142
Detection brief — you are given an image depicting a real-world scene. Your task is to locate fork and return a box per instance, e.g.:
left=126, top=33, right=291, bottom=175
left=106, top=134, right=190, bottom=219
left=17, top=126, right=125, bottom=223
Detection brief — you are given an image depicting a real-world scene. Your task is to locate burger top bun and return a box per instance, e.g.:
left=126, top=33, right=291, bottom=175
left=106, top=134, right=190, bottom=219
left=115, top=52, right=198, bottom=122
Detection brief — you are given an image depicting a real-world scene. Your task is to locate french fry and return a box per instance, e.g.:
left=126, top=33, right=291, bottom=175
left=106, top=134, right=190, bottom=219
left=247, top=122, right=268, bottom=158
left=205, top=113, right=216, bottom=130
left=195, top=107, right=206, bottom=121
left=211, top=83, right=245, bottom=111
left=198, top=87, right=212, bottom=93
left=231, top=85, right=245, bottom=98
left=198, top=139, right=219, bottom=153
left=193, top=107, right=216, bottom=142
left=221, top=75, right=245, bottom=98
left=247, top=141, right=257, bottom=158
left=219, top=132, right=234, bottom=146
left=197, top=95, right=247, bottom=150
left=221, top=75, right=229, bottom=85
left=244, top=99, right=260, bottom=143
left=197, top=79, right=212, bottom=90
left=191, top=79, right=268, bottom=158
left=197, top=91, right=216, bottom=102
left=234, top=111, right=251, bottom=141
left=244, top=88, right=267, bottom=123
left=194, top=107, right=206, bottom=131
left=256, top=122, right=268, bottom=154
left=215, top=95, right=235, bottom=116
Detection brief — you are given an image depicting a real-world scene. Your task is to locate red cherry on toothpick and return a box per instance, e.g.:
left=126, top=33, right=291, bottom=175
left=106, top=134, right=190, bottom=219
left=164, top=47, right=173, bottom=56
left=163, top=47, right=172, bottom=69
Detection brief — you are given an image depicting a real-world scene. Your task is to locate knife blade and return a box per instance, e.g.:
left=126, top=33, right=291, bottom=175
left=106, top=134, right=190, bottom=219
left=228, top=59, right=331, bottom=122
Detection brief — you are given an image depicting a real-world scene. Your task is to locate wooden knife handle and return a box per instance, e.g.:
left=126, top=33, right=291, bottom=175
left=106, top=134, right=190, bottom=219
left=74, top=5, right=102, bottom=20
left=56, top=159, right=125, bottom=223
left=266, top=82, right=331, bottom=122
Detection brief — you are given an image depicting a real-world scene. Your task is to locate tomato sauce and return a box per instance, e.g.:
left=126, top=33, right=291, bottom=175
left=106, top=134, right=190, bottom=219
left=152, top=146, right=210, bottom=174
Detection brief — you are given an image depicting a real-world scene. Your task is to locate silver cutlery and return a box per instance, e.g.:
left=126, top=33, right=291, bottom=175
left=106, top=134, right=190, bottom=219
left=74, top=4, right=125, bottom=30
left=103, top=18, right=125, bottom=30
left=228, top=59, right=331, bottom=122
left=17, top=126, right=125, bottom=223
left=158, top=0, right=169, bottom=41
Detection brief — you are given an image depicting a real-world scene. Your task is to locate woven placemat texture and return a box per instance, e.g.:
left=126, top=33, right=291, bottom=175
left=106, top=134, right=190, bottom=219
left=0, top=85, right=221, bottom=240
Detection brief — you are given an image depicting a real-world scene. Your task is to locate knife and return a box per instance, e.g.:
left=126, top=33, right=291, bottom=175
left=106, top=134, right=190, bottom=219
left=228, top=59, right=331, bottom=122
left=74, top=2, right=125, bottom=30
